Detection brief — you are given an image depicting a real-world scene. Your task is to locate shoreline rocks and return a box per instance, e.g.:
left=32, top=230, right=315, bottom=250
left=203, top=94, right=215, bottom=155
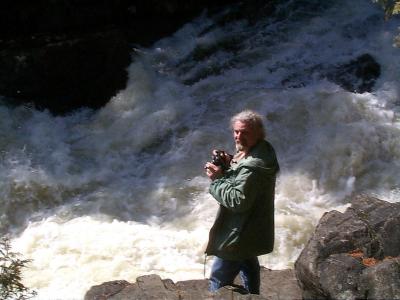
left=84, top=267, right=302, bottom=300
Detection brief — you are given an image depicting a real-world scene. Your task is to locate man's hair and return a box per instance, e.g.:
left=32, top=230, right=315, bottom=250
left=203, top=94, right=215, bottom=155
left=230, top=110, right=266, bottom=139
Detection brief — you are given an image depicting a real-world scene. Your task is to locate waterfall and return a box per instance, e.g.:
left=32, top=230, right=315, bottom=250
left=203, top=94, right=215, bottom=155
left=1, top=0, right=399, bottom=298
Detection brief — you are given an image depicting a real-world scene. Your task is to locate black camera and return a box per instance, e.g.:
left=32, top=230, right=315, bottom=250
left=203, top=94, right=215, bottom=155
left=211, top=150, right=231, bottom=170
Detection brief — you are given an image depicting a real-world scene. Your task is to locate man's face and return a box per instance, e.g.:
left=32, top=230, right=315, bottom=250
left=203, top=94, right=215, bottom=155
left=233, top=120, right=260, bottom=152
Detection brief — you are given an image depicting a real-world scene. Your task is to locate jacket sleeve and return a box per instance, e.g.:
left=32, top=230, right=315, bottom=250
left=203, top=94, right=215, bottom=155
left=209, top=166, right=258, bottom=213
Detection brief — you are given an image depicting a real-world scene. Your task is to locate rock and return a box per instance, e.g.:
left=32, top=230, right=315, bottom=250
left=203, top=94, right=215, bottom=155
left=174, top=279, right=211, bottom=299
left=358, top=257, right=400, bottom=300
left=282, top=53, right=381, bottom=92
left=0, top=29, right=131, bottom=114
left=295, top=194, right=400, bottom=299
left=259, top=268, right=302, bottom=300
left=327, top=53, right=381, bottom=93
left=84, top=280, right=131, bottom=300
left=319, top=254, right=365, bottom=300
left=84, top=267, right=302, bottom=300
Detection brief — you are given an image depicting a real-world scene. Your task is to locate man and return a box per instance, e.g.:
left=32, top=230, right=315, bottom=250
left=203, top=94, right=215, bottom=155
left=204, top=110, right=279, bottom=294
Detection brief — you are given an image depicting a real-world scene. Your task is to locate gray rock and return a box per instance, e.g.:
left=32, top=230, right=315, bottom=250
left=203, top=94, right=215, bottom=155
left=295, top=194, right=400, bottom=299
left=327, top=54, right=381, bottom=93
left=259, top=268, right=302, bottom=300
left=359, top=257, right=400, bottom=300
left=174, top=279, right=211, bottom=299
left=319, top=254, right=364, bottom=300
left=281, top=53, right=381, bottom=93
left=109, top=275, right=178, bottom=300
left=84, top=280, right=131, bottom=300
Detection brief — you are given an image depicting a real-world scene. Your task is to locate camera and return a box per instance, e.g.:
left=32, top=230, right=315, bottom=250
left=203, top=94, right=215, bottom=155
left=212, top=151, right=225, bottom=167
left=211, top=150, right=231, bottom=170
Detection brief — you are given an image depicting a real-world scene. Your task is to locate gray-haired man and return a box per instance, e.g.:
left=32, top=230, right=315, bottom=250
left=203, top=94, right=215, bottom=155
left=204, top=110, right=280, bottom=294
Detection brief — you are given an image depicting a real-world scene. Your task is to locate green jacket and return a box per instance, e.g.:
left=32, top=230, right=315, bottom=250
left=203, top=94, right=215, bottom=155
left=205, top=140, right=279, bottom=260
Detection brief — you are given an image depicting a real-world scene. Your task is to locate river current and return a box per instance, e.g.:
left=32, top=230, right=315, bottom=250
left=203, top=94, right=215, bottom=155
left=2, top=0, right=400, bottom=298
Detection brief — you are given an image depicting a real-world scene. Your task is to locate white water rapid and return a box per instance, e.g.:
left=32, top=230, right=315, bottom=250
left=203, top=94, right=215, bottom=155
left=2, top=0, right=400, bottom=298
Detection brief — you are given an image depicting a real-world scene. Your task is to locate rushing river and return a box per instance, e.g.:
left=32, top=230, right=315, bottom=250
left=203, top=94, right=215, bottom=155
left=2, top=0, right=400, bottom=298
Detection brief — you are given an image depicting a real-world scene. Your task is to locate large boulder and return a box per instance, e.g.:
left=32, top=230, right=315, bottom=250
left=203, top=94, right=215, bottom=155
left=295, top=195, right=400, bottom=299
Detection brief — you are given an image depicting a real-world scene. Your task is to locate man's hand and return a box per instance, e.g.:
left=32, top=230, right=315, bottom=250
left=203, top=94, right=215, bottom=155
left=212, top=150, right=233, bottom=168
left=204, top=162, right=223, bottom=181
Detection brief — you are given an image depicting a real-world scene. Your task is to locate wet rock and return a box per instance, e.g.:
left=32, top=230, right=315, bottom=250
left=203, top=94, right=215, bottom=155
left=84, top=267, right=302, bottom=300
left=327, top=53, right=381, bottom=93
left=282, top=54, right=381, bottom=92
left=295, top=194, right=400, bottom=299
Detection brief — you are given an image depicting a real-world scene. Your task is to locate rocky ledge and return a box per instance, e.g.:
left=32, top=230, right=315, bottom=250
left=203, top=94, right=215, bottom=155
left=84, top=267, right=302, bottom=300
left=85, top=195, right=400, bottom=299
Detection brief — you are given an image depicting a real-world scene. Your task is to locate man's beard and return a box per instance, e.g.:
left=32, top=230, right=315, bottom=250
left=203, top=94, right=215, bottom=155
left=235, top=142, right=245, bottom=152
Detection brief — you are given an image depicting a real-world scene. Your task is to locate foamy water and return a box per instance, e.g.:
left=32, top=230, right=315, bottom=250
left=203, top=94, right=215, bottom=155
left=2, top=0, right=400, bottom=298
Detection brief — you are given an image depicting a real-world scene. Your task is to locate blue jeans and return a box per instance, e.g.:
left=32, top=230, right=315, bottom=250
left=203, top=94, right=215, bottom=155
left=208, top=256, right=260, bottom=294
